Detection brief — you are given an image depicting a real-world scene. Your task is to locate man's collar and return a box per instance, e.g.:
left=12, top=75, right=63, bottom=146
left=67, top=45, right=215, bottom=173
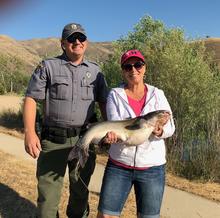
left=60, top=53, right=89, bottom=66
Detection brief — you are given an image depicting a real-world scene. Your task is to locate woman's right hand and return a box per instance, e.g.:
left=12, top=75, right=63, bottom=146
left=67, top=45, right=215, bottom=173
left=103, top=131, right=118, bottom=144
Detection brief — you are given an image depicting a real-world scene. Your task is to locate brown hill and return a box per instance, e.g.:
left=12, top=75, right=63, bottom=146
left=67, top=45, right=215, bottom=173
left=19, top=38, right=113, bottom=69
left=203, top=38, right=220, bottom=68
left=0, top=35, right=41, bottom=73
left=1, top=35, right=220, bottom=75
left=0, top=35, right=113, bottom=74
left=19, top=38, right=61, bottom=58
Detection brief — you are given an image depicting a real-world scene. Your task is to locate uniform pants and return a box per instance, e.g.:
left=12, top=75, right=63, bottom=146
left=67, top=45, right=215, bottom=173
left=36, top=136, right=96, bottom=218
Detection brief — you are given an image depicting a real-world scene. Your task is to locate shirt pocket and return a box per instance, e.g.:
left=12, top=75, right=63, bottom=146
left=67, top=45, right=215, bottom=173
left=50, top=77, right=70, bottom=100
left=81, top=77, right=94, bottom=100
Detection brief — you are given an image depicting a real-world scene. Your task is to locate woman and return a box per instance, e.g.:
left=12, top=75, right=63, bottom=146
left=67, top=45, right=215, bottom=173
left=97, top=49, right=175, bottom=218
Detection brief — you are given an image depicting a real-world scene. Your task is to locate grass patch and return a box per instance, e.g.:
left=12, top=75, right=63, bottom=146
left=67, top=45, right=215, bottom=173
left=0, top=108, right=24, bottom=132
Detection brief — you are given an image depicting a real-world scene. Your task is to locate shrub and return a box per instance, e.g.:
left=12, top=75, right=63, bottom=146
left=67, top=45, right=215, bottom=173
left=0, top=54, right=30, bottom=94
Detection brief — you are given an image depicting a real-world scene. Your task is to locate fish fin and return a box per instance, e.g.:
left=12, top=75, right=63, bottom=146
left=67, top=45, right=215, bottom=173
left=125, top=117, right=144, bottom=130
left=79, top=148, right=89, bottom=168
left=68, top=145, right=89, bottom=168
left=68, top=145, right=79, bottom=161
left=69, top=159, right=81, bottom=182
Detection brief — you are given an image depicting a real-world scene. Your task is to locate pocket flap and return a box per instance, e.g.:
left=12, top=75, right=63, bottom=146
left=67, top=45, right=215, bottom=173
left=53, top=77, right=69, bottom=85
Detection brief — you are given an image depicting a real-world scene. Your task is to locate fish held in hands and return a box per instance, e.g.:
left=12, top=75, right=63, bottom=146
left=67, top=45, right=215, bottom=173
left=68, top=110, right=170, bottom=168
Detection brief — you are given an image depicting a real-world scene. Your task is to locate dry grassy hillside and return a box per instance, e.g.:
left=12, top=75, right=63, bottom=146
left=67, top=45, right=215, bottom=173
left=0, top=35, right=113, bottom=74
left=204, top=38, right=220, bottom=67
left=86, top=42, right=113, bottom=62
left=19, top=38, right=61, bottom=58
left=1, top=35, right=220, bottom=75
left=19, top=38, right=113, bottom=64
left=0, top=35, right=41, bottom=73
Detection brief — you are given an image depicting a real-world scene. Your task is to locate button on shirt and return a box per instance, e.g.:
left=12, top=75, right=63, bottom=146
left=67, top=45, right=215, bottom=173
left=25, top=54, right=108, bottom=128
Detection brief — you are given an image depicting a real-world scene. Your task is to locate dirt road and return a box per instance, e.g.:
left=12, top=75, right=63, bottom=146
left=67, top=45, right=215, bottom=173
left=0, top=95, right=23, bottom=112
left=0, top=132, right=220, bottom=218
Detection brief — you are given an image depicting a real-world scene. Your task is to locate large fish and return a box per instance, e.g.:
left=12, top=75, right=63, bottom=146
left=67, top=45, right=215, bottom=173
left=68, top=110, right=169, bottom=168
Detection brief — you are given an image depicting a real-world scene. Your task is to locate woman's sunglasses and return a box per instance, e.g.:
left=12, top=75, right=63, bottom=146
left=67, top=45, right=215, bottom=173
left=67, top=33, right=87, bottom=43
left=122, top=61, right=145, bottom=72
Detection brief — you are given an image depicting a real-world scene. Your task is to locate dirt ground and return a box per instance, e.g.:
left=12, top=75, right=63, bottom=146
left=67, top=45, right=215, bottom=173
left=0, top=94, right=23, bottom=113
left=0, top=150, right=141, bottom=218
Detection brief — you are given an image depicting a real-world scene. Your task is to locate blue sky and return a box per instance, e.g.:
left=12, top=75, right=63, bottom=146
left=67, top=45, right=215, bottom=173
left=0, top=0, right=219, bottom=42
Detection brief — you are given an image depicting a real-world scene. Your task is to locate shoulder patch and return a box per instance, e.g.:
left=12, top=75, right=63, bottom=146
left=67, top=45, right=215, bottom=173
left=35, top=62, right=46, bottom=73
left=36, top=62, right=44, bottom=70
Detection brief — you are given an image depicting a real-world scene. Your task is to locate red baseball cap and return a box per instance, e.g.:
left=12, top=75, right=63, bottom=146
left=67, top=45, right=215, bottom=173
left=121, top=49, right=145, bottom=65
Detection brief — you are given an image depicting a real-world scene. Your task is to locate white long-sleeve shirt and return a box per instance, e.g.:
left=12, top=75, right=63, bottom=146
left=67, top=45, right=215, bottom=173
left=106, top=83, right=175, bottom=168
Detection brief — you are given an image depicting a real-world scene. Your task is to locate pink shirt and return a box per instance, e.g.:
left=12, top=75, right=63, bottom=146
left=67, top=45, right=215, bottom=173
left=127, top=86, right=147, bottom=116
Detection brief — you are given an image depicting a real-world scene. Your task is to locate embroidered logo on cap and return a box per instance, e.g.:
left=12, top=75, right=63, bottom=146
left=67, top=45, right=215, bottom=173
left=71, top=24, right=78, bottom=30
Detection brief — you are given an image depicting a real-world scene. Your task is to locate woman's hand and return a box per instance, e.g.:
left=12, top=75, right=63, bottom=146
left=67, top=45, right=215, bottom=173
left=153, top=112, right=170, bottom=137
left=103, top=131, right=118, bottom=144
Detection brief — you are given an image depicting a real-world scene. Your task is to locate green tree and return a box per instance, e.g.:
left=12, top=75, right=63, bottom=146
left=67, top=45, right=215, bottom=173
left=103, top=15, right=220, bottom=181
left=0, top=54, right=30, bottom=94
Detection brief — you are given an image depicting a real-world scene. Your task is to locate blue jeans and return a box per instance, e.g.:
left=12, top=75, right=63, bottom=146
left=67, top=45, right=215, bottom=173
left=98, top=160, right=165, bottom=218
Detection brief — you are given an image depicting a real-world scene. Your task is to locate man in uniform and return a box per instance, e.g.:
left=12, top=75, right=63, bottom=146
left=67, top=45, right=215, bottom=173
left=23, top=23, right=108, bottom=218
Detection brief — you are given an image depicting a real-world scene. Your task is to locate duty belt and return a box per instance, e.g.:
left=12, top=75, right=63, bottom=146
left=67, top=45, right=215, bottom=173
left=42, top=126, right=81, bottom=138
left=40, top=126, right=83, bottom=144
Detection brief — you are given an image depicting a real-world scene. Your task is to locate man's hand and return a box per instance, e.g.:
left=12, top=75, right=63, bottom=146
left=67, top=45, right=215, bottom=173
left=23, top=97, right=41, bottom=158
left=153, top=112, right=171, bottom=137
left=24, top=131, right=42, bottom=158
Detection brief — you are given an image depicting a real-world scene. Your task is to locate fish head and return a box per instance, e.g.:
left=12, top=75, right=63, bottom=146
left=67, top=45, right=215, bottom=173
left=142, top=110, right=171, bottom=127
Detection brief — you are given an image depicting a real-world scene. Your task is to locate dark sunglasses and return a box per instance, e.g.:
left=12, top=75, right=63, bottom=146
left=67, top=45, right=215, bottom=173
left=67, top=33, right=87, bottom=43
left=122, top=61, right=145, bottom=71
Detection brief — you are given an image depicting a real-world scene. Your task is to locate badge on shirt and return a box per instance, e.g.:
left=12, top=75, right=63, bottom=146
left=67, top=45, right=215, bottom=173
left=86, top=71, right=91, bottom=79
